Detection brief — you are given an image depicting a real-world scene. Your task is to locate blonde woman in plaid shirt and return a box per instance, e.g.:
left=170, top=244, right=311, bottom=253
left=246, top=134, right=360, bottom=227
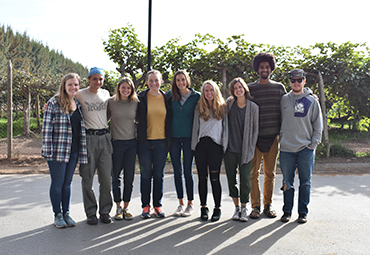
left=42, top=73, right=87, bottom=228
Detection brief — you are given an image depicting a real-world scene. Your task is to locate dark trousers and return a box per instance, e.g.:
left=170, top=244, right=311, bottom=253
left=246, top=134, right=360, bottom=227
left=111, top=139, right=137, bottom=203
left=194, top=137, right=223, bottom=208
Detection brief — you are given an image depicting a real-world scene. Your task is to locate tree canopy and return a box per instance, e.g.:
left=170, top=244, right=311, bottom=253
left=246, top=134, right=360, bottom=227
left=103, top=24, right=370, bottom=130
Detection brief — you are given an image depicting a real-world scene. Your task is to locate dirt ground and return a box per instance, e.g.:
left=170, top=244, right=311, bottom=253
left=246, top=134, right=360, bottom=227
left=0, top=137, right=370, bottom=175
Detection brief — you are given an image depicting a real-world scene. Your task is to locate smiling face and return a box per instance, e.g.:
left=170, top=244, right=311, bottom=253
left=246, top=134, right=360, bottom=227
left=258, top=61, right=272, bottom=80
left=147, top=72, right=162, bottom=93
left=88, top=74, right=104, bottom=93
left=119, top=82, right=132, bottom=100
left=233, top=82, right=245, bottom=99
left=175, top=73, right=188, bottom=92
left=65, top=77, right=80, bottom=99
left=290, top=77, right=306, bottom=95
left=203, top=83, right=215, bottom=102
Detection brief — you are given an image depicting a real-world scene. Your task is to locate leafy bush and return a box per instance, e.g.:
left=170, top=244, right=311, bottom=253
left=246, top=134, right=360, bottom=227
left=316, top=143, right=356, bottom=158
left=0, top=117, right=40, bottom=138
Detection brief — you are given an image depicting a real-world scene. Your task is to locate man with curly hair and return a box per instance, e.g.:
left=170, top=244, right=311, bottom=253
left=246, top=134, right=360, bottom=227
left=248, top=52, right=287, bottom=219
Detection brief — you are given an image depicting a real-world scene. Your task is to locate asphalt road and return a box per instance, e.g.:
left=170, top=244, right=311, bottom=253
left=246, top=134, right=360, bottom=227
left=0, top=173, right=369, bottom=255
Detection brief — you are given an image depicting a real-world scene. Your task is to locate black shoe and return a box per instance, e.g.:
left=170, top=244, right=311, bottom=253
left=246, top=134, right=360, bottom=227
left=100, top=214, right=112, bottom=224
left=298, top=213, right=307, bottom=223
left=87, top=215, right=98, bottom=225
left=200, top=207, right=209, bottom=221
left=211, top=208, right=221, bottom=222
left=280, top=212, right=291, bottom=223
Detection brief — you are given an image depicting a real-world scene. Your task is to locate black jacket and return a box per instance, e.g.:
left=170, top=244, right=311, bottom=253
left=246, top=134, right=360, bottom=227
left=136, top=89, right=172, bottom=148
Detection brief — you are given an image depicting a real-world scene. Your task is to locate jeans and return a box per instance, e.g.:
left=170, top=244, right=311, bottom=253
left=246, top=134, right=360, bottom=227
left=138, top=139, right=168, bottom=208
left=250, top=136, right=279, bottom=208
left=194, top=137, right=223, bottom=208
left=280, top=147, right=315, bottom=215
left=169, top=137, right=194, bottom=201
left=111, top=139, right=137, bottom=203
left=48, top=152, right=78, bottom=216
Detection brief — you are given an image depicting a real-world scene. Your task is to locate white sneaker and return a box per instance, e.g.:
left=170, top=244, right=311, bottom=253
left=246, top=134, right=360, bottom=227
left=174, top=205, right=184, bottom=216
left=240, top=206, right=248, bottom=222
left=232, top=206, right=240, bottom=220
left=115, top=207, right=123, bottom=220
left=182, top=205, right=194, bottom=217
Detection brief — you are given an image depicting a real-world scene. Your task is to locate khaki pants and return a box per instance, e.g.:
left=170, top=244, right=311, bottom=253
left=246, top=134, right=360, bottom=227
left=79, top=133, right=113, bottom=217
left=250, top=136, right=279, bottom=209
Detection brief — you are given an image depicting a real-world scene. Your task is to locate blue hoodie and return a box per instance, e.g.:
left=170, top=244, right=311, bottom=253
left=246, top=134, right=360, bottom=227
left=280, top=87, right=323, bottom=152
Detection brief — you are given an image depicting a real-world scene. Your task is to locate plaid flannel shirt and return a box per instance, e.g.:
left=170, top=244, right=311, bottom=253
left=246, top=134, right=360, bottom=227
left=41, top=97, right=88, bottom=164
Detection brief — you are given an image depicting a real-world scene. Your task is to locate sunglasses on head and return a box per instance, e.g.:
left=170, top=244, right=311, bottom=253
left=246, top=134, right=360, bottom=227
left=290, top=78, right=303, bottom=83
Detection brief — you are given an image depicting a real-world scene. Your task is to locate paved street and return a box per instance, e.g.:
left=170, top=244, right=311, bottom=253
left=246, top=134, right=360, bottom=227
left=0, top=173, right=369, bottom=254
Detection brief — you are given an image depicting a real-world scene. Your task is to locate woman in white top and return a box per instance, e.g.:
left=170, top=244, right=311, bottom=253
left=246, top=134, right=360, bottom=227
left=191, top=80, right=227, bottom=222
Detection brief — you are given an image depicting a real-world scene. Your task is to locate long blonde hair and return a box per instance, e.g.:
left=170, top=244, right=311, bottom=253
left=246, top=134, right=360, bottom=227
left=55, top=73, right=80, bottom=114
left=197, top=80, right=226, bottom=121
left=114, top=77, right=139, bottom=102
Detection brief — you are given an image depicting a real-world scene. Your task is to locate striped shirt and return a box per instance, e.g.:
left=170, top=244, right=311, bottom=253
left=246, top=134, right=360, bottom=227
left=41, top=97, right=88, bottom=164
left=248, top=80, right=287, bottom=136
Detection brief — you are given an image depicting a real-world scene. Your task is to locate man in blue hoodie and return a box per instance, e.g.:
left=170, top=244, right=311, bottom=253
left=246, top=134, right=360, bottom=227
left=279, top=69, right=323, bottom=223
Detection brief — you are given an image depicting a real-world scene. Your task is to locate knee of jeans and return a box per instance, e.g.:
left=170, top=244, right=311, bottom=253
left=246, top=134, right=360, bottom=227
left=281, top=181, right=294, bottom=191
left=300, top=180, right=311, bottom=187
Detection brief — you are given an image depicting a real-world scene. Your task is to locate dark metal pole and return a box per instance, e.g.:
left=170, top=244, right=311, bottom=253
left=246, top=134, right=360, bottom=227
left=147, top=0, right=152, bottom=71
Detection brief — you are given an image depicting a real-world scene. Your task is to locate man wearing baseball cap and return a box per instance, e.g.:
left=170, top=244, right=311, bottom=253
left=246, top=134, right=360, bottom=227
left=279, top=69, right=323, bottom=223
left=76, top=67, right=113, bottom=225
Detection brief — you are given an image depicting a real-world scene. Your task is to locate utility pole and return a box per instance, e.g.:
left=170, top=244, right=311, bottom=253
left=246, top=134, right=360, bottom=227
left=147, top=0, right=152, bottom=71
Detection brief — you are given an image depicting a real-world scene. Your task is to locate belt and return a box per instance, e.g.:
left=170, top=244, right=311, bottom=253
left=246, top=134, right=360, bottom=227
left=86, top=129, right=109, bottom=136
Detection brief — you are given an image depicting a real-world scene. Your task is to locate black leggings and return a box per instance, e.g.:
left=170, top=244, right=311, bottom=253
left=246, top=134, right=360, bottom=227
left=195, top=137, right=223, bottom=208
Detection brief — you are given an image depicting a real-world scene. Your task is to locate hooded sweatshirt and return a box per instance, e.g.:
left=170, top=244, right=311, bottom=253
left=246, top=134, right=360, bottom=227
left=279, top=87, right=323, bottom=153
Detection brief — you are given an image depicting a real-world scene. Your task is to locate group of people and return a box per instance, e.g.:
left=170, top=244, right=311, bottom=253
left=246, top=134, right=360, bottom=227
left=41, top=52, right=323, bottom=229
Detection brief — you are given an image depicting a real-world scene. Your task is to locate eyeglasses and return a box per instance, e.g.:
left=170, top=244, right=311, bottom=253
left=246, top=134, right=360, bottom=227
left=290, top=78, right=303, bottom=83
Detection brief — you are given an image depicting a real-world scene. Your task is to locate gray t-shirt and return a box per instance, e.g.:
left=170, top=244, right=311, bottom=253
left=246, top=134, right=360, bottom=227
left=107, top=97, right=138, bottom=140
left=180, top=90, right=191, bottom=106
left=227, top=101, right=246, bottom=153
left=75, top=88, right=110, bottom=130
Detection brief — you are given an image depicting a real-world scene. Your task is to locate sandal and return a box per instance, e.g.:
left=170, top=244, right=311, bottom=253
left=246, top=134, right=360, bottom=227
left=249, top=207, right=260, bottom=219
left=263, top=204, right=277, bottom=218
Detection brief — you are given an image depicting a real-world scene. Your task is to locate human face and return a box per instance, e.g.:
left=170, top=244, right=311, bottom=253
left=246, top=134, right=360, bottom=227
left=258, top=61, right=272, bottom=80
left=290, top=77, right=306, bottom=94
left=88, top=74, right=104, bottom=93
left=176, top=73, right=188, bottom=91
left=203, top=84, right=215, bottom=102
left=65, top=78, right=80, bottom=99
left=147, top=73, right=162, bottom=92
left=233, top=82, right=245, bottom=99
left=119, top=82, right=132, bottom=100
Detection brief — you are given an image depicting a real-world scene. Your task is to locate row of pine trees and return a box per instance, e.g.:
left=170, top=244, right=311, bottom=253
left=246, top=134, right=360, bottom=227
left=0, top=25, right=88, bottom=77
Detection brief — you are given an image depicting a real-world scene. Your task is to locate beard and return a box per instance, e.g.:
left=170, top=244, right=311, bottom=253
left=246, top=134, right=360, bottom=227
left=260, top=71, right=270, bottom=80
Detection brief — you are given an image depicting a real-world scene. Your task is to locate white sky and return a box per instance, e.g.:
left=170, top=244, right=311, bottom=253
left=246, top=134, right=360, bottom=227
left=1, top=0, right=369, bottom=73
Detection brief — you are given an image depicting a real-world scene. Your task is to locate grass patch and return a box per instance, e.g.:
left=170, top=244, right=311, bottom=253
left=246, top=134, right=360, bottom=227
left=0, top=118, right=40, bottom=138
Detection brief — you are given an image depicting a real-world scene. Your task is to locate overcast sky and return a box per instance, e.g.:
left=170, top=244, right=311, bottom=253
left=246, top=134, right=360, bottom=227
left=1, top=0, right=368, bottom=72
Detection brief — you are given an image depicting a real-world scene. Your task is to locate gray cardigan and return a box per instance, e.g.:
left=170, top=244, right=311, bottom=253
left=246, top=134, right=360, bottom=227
left=191, top=108, right=228, bottom=153
left=226, top=97, right=259, bottom=165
